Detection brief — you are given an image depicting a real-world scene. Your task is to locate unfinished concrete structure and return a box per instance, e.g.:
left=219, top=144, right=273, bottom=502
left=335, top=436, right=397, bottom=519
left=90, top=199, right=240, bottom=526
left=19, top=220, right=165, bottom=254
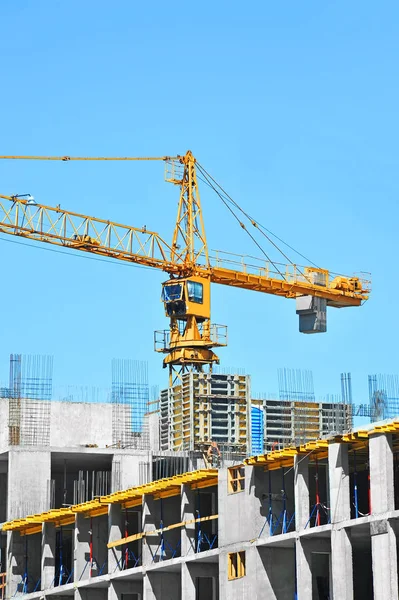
left=160, top=373, right=251, bottom=453
left=2, top=419, right=399, bottom=599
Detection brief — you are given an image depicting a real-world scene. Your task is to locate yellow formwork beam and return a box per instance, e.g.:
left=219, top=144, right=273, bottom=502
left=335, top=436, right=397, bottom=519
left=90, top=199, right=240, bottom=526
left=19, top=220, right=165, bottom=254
left=1, top=469, right=218, bottom=533
left=246, top=419, right=399, bottom=469
left=107, top=514, right=218, bottom=549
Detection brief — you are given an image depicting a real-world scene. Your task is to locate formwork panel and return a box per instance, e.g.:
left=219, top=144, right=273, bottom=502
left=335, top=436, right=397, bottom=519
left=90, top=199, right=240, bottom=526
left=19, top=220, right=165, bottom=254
left=160, top=373, right=251, bottom=454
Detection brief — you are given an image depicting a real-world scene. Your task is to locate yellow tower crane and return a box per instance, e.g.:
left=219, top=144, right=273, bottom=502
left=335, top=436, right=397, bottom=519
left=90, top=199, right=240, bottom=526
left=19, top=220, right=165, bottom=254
left=0, top=151, right=370, bottom=384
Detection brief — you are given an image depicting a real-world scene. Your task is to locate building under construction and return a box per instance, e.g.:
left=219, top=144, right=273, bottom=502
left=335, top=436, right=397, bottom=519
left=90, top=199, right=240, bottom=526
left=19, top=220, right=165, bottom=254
left=2, top=353, right=399, bottom=598
left=2, top=410, right=399, bottom=600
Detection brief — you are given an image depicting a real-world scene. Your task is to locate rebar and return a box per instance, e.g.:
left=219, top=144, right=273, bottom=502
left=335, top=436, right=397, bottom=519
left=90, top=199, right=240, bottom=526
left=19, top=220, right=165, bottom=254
left=111, top=359, right=149, bottom=449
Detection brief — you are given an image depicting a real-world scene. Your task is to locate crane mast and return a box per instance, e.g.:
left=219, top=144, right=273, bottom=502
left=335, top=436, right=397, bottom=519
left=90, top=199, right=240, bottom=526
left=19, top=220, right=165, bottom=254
left=0, top=151, right=371, bottom=385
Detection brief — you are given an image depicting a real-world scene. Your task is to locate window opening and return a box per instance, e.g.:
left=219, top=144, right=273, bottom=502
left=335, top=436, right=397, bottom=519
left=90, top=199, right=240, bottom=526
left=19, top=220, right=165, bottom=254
left=228, top=465, right=245, bottom=493
left=228, top=551, right=246, bottom=580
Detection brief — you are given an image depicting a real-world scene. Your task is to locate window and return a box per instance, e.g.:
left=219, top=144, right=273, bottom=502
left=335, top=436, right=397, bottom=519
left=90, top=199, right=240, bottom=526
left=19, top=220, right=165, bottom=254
left=161, top=283, right=183, bottom=302
left=228, top=551, right=246, bottom=580
left=187, top=280, right=203, bottom=303
left=228, top=465, right=245, bottom=493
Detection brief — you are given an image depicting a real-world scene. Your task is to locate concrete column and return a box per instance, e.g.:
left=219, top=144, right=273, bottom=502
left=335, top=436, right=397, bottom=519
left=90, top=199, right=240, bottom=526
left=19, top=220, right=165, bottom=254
left=369, top=433, right=394, bottom=514
left=181, top=484, right=196, bottom=556
left=294, top=455, right=310, bottom=531
left=371, top=520, right=398, bottom=600
left=74, top=513, right=91, bottom=582
left=92, top=514, right=108, bottom=576
left=295, top=538, right=312, bottom=600
left=181, top=563, right=196, bottom=600
left=108, top=503, right=123, bottom=574
left=328, top=443, right=351, bottom=523
left=6, top=530, right=25, bottom=597
left=330, top=528, right=353, bottom=600
left=142, top=494, right=157, bottom=565
left=41, top=522, right=56, bottom=590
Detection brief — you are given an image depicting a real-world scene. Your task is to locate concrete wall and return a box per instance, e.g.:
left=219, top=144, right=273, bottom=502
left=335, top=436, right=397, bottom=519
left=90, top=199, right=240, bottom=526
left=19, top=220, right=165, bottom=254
left=50, top=401, right=114, bottom=447
left=1, top=399, right=117, bottom=449
left=257, top=546, right=296, bottom=599
left=218, top=465, right=266, bottom=546
left=7, top=449, right=50, bottom=519
left=113, top=453, right=150, bottom=491
left=144, top=571, right=181, bottom=600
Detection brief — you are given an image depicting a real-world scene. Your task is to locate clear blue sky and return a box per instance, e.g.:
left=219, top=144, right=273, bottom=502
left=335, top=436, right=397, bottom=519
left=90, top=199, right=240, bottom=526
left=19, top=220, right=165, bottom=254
left=0, top=1, right=398, bottom=407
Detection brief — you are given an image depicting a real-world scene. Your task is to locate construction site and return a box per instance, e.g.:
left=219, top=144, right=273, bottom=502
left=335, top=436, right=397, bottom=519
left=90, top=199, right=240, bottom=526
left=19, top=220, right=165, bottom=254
left=0, top=151, right=395, bottom=600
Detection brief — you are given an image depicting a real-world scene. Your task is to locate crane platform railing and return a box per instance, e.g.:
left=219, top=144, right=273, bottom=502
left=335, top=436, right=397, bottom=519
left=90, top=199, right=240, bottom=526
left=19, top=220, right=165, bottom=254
left=0, top=194, right=371, bottom=306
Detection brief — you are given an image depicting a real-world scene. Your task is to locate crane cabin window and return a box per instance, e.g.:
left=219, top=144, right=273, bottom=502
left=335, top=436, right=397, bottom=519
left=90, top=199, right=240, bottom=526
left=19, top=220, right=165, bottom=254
left=187, top=280, right=203, bottom=303
left=162, top=283, right=183, bottom=302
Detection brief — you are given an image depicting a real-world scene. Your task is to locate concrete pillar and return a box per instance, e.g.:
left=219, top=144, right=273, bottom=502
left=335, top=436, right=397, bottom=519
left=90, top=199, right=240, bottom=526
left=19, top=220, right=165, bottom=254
left=295, top=539, right=312, bottom=600
left=294, top=455, right=310, bottom=531
left=181, top=484, right=196, bottom=556
left=328, top=443, right=351, bottom=523
left=142, top=494, right=157, bottom=565
left=41, top=522, right=56, bottom=590
left=369, top=433, right=394, bottom=514
left=330, top=528, right=353, bottom=600
left=181, top=562, right=196, bottom=600
left=371, top=520, right=398, bottom=600
left=92, top=514, right=108, bottom=575
left=74, top=513, right=91, bottom=582
left=6, top=530, right=25, bottom=597
left=108, top=503, right=123, bottom=574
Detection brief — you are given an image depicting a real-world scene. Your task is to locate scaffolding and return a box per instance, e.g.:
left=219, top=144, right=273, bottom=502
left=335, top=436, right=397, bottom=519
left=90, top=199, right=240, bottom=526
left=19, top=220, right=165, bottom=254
left=160, top=373, right=251, bottom=453
left=111, top=359, right=150, bottom=449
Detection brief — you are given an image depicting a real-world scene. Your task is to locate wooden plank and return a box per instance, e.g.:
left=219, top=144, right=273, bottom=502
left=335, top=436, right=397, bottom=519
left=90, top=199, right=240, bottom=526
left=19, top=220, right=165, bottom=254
left=107, top=514, right=218, bottom=549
